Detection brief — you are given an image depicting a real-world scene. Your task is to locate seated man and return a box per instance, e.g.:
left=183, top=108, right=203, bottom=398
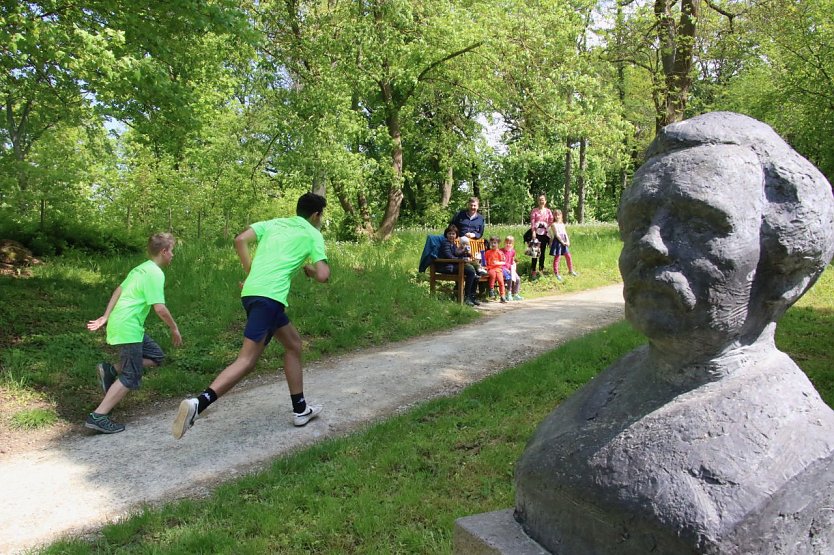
left=450, top=196, right=485, bottom=239
left=515, top=112, right=834, bottom=554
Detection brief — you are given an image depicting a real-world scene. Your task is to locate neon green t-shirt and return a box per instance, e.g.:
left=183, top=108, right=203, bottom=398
left=240, top=216, right=327, bottom=307
left=106, top=260, right=166, bottom=345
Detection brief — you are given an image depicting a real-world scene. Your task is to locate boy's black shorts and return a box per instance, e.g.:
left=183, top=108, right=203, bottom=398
left=242, top=296, right=290, bottom=346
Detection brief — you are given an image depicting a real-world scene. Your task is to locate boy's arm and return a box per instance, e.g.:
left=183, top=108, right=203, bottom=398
left=234, top=227, right=257, bottom=276
left=303, top=260, right=330, bottom=283
left=153, top=304, right=183, bottom=346
left=87, top=286, right=122, bottom=331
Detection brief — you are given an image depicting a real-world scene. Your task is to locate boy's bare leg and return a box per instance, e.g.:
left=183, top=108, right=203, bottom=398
left=94, top=380, right=130, bottom=414
left=274, top=323, right=303, bottom=394
left=207, top=337, right=267, bottom=397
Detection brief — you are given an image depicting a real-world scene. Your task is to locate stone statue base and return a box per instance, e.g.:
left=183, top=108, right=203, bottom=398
left=514, top=346, right=834, bottom=554
left=454, top=509, right=548, bottom=554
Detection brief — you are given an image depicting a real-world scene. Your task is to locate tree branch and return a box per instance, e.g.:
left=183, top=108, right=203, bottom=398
left=406, top=42, right=484, bottom=99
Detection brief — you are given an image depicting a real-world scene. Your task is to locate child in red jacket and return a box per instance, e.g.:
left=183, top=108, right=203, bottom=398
left=483, top=236, right=507, bottom=303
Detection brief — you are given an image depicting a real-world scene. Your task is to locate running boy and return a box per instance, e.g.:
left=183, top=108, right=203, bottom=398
left=85, top=232, right=182, bottom=434
left=172, top=192, right=330, bottom=439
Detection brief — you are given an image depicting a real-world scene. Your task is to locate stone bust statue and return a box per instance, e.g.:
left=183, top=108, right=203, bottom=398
left=515, top=112, right=834, bottom=554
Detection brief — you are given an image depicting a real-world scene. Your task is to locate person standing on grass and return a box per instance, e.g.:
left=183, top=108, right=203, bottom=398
left=172, top=192, right=330, bottom=439
left=529, top=193, right=554, bottom=280
left=85, top=232, right=182, bottom=434
left=548, top=209, right=578, bottom=282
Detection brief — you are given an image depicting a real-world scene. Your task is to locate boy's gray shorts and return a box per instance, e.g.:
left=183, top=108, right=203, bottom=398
left=118, top=334, right=165, bottom=390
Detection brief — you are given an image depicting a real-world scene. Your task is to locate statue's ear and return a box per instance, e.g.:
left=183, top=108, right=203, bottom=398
left=758, top=167, right=833, bottom=313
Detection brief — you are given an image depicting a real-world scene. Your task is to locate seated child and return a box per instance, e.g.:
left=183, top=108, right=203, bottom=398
left=483, top=236, right=508, bottom=303
left=502, top=236, right=523, bottom=300
left=459, top=235, right=488, bottom=276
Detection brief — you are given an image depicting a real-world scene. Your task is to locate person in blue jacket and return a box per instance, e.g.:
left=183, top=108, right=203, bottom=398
left=450, top=197, right=485, bottom=239
left=438, top=224, right=480, bottom=306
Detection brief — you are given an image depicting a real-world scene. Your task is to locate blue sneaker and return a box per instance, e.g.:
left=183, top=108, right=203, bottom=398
left=85, top=412, right=125, bottom=434
left=556, top=274, right=564, bottom=282
left=96, top=362, right=117, bottom=394
left=513, top=294, right=524, bottom=301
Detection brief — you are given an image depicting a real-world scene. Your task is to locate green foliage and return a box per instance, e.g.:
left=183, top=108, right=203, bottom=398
left=10, top=407, right=57, bottom=429
left=0, top=220, right=142, bottom=257
left=4, top=0, right=834, bottom=243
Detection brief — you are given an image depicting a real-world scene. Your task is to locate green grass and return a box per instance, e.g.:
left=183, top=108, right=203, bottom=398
left=40, top=321, right=646, bottom=555
left=10, top=407, right=58, bottom=429
left=10, top=226, right=834, bottom=553
left=0, top=225, right=621, bottom=428
left=36, top=267, right=834, bottom=553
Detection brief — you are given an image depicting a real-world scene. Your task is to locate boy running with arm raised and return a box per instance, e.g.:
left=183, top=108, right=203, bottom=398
left=86, top=232, right=182, bottom=434
left=172, top=192, right=330, bottom=439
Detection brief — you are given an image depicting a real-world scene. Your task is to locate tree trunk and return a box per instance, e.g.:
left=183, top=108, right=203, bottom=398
left=655, top=0, right=700, bottom=127
left=40, top=198, right=45, bottom=229
left=375, top=89, right=404, bottom=241
left=312, top=171, right=326, bottom=197
left=471, top=161, right=480, bottom=199
left=440, top=164, right=453, bottom=207
left=577, top=138, right=587, bottom=223
left=563, top=139, right=573, bottom=223
left=357, top=191, right=374, bottom=236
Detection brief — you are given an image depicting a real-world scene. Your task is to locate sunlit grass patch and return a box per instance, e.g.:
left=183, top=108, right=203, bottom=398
left=10, top=407, right=58, bottom=429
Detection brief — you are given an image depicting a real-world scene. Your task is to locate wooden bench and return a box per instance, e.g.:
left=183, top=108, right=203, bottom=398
left=429, top=238, right=488, bottom=303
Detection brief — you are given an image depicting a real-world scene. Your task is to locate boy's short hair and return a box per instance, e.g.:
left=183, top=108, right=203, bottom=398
left=444, top=224, right=459, bottom=235
left=148, top=233, right=175, bottom=256
left=297, top=192, right=327, bottom=219
left=489, top=235, right=500, bottom=243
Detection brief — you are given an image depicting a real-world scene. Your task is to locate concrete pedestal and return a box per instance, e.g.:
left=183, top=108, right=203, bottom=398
left=453, top=509, right=549, bottom=555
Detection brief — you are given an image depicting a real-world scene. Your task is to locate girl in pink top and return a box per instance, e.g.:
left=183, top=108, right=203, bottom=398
left=501, top=236, right=523, bottom=300
left=529, top=193, right=554, bottom=279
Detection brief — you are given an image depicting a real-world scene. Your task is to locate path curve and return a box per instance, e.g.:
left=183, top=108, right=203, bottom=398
left=0, top=284, right=624, bottom=554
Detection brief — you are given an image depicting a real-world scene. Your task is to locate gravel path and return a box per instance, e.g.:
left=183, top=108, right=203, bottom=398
left=0, top=284, right=624, bottom=554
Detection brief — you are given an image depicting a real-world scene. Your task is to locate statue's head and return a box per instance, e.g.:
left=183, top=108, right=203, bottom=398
left=618, top=112, right=834, bottom=356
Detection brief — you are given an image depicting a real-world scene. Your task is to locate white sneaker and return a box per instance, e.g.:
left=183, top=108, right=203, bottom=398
left=172, top=398, right=199, bottom=439
left=293, top=404, right=323, bottom=427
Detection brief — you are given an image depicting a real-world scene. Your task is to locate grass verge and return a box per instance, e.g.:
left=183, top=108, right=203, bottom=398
left=0, top=225, right=620, bottom=430
left=37, top=268, right=834, bottom=554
